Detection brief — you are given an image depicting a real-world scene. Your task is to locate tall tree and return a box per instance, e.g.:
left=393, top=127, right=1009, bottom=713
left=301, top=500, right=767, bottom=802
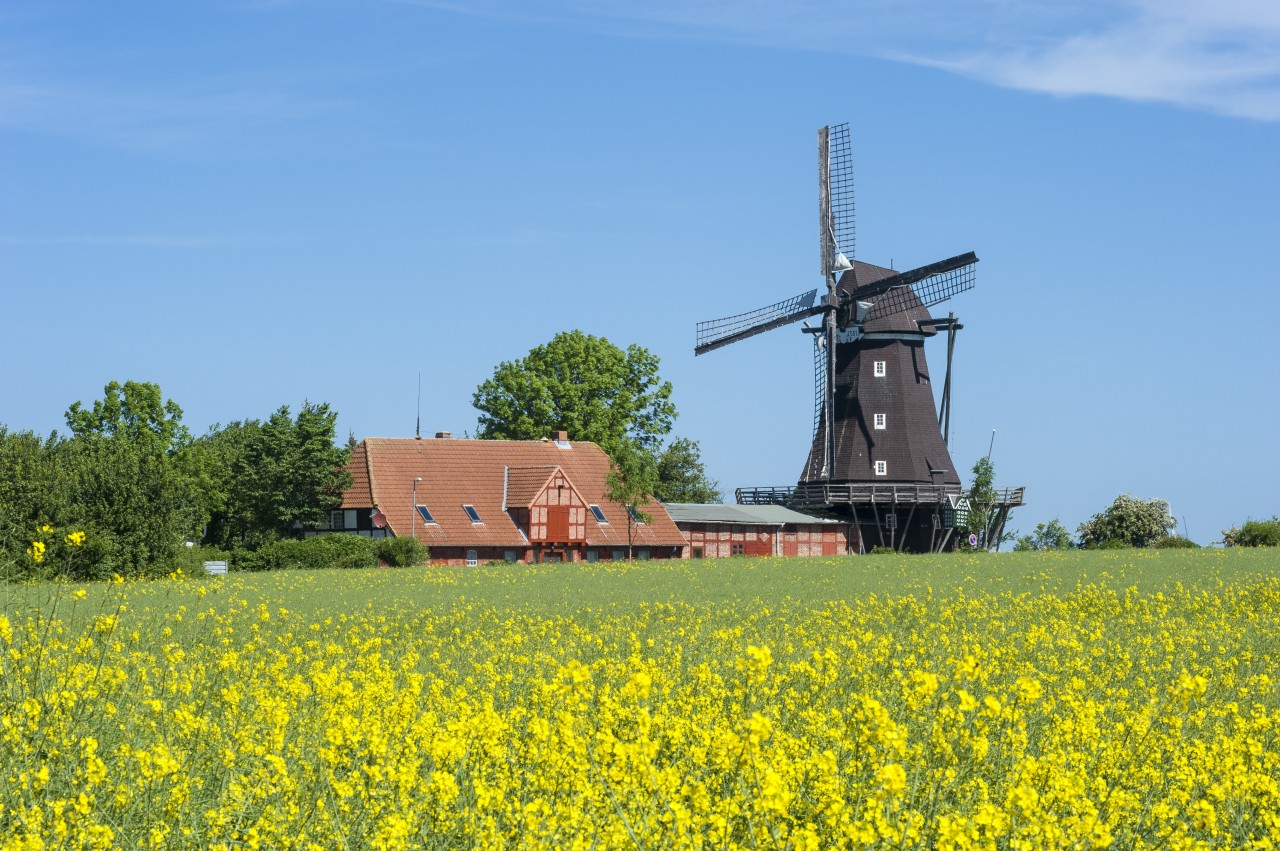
left=473, top=331, right=676, bottom=460
left=198, top=402, right=351, bottom=548
left=1078, top=494, right=1175, bottom=548
left=653, top=438, right=722, bottom=504
left=605, top=440, right=659, bottom=561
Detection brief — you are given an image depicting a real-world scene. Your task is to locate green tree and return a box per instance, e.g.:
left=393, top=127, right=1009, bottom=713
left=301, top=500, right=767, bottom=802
left=958, top=456, right=1009, bottom=549
left=198, top=402, right=351, bottom=548
left=473, top=331, right=677, bottom=460
left=1077, top=494, right=1175, bottom=549
left=58, top=381, right=204, bottom=576
left=653, top=438, right=722, bottom=504
left=605, top=440, right=659, bottom=561
left=1013, top=518, right=1073, bottom=551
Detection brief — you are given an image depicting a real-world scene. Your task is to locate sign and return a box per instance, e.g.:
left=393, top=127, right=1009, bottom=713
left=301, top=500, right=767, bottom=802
left=968, top=534, right=979, bottom=547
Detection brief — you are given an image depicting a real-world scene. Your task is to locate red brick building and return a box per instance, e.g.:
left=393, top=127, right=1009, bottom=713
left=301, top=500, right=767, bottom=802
left=336, top=433, right=686, bottom=566
left=663, top=503, right=855, bottom=558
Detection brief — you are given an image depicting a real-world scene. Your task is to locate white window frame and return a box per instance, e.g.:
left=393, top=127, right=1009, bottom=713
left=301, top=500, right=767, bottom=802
left=462, top=504, right=483, bottom=524
left=874, top=360, right=886, bottom=377
left=874, top=413, right=886, bottom=430
left=466, top=549, right=478, bottom=567
left=588, top=504, right=608, bottom=524
left=874, top=460, right=887, bottom=476
left=329, top=510, right=343, bottom=530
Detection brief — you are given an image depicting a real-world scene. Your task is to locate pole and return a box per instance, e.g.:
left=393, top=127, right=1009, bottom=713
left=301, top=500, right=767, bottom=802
left=987, top=429, right=996, bottom=461
left=411, top=477, right=422, bottom=541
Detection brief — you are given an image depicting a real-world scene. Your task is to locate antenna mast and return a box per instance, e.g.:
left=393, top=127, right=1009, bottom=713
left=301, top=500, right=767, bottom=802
left=415, top=373, right=421, bottom=439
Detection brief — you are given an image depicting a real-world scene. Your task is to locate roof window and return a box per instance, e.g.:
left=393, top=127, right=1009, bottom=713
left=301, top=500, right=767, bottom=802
left=589, top=504, right=608, bottom=523
left=415, top=505, right=436, bottom=524
left=463, top=504, right=482, bottom=524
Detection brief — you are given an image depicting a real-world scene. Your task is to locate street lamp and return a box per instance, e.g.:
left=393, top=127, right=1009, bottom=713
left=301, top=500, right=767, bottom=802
left=411, top=477, right=423, bottom=541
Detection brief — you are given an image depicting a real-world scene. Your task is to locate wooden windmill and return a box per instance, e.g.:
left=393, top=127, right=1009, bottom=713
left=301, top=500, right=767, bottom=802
left=695, top=123, right=1022, bottom=552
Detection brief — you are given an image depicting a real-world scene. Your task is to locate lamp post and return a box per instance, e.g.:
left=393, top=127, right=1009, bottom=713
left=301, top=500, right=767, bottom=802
left=411, top=477, right=422, bottom=541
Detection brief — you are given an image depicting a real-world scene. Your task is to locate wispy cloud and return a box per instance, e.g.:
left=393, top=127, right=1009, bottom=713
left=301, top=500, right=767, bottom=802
left=405, top=0, right=1280, bottom=121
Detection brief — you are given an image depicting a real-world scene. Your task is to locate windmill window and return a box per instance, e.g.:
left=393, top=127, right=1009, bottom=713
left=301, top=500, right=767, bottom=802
left=885, top=513, right=897, bottom=530
left=874, top=413, right=886, bottom=430
left=589, top=504, right=608, bottom=523
left=874, top=460, right=887, bottom=476
left=415, top=505, right=436, bottom=525
left=462, top=504, right=482, bottom=524
left=874, top=361, right=886, bottom=377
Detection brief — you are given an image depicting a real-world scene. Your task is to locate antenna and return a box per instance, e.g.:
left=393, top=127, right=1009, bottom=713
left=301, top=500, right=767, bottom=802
left=415, top=373, right=421, bottom=439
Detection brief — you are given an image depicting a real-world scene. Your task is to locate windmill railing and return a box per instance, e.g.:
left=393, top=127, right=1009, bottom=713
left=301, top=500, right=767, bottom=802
left=737, top=484, right=1026, bottom=509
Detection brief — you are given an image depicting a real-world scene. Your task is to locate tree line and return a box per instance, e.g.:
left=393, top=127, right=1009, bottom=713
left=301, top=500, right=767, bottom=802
left=0, top=381, right=351, bottom=580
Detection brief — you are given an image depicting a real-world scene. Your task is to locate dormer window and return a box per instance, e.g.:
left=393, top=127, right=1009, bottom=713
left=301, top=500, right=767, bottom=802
left=874, top=413, right=886, bottom=430
left=874, top=361, right=886, bottom=377
left=462, top=504, right=482, bottom=524
left=874, top=460, right=887, bottom=476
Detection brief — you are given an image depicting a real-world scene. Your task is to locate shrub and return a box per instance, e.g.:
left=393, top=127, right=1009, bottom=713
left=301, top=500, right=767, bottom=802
left=1150, top=535, right=1199, bottom=549
left=868, top=546, right=897, bottom=555
left=1221, top=517, right=1280, bottom=547
left=374, top=536, right=429, bottom=567
left=235, top=534, right=377, bottom=572
left=1078, top=494, right=1175, bottom=549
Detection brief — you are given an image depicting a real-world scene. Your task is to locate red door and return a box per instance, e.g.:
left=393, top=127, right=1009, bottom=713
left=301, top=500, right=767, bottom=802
left=546, top=506, right=570, bottom=542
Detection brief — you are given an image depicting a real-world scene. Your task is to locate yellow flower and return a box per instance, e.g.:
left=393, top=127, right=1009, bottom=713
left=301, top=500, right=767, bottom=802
left=27, top=540, right=46, bottom=563
left=66, top=530, right=86, bottom=547
left=956, top=689, right=978, bottom=711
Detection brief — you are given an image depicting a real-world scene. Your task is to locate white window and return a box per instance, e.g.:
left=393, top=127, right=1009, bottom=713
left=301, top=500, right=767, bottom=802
left=466, top=549, right=478, bottom=566
left=874, top=413, right=886, bottom=430
left=874, top=360, right=886, bottom=377
left=874, top=460, right=887, bottom=476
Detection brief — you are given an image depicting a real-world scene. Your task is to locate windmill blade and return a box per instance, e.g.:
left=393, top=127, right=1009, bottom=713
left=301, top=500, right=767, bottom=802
left=856, top=252, right=978, bottom=322
left=818, top=122, right=856, bottom=276
left=695, top=289, right=823, bottom=356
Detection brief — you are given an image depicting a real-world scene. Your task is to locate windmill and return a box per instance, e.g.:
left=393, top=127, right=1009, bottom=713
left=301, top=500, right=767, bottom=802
left=695, top=123, right=1023, bottom=552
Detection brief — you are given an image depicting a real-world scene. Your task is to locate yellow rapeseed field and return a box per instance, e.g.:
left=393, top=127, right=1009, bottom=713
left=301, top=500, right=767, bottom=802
left=2, top=548, right=1278, bottom=849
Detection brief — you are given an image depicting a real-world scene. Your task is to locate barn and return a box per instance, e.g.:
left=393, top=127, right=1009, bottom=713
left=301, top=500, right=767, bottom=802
left=663, top=503, right=855, bottom=558
left=335, top=433, right=686, bottom=565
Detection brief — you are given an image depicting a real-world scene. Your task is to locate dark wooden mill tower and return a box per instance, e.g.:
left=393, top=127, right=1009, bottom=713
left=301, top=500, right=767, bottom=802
left=695, top=123, right=1023, bottom=552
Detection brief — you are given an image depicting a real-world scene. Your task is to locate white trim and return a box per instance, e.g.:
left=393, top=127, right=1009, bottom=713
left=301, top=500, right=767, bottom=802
left=874, top=460, right=887, bottom=476
left=874, top=412, right=886, bottom=430
left=873, top=360, right=886, bottom=377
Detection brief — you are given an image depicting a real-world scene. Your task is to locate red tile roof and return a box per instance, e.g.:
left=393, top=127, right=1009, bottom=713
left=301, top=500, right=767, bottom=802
left=341, top=437, right=686, bottom=548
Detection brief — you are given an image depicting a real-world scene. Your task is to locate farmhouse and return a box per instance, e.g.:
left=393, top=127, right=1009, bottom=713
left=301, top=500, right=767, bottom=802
left=663, top=503, right=854, bottom=558
left=334, top=433, right=686, bottom=565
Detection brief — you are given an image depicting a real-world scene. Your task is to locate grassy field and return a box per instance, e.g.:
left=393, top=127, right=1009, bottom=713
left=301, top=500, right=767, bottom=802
left=2, top=548, right=1279, bottom=849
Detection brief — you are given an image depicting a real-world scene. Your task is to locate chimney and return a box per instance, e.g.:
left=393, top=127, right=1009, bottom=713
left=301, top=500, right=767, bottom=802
left=552, top=430, right=568, bottom=442
left=435, top=431, right=452, bottom=439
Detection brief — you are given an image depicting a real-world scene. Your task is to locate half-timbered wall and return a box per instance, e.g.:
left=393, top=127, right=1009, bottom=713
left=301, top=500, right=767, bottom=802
left=528, top=471, right=586, bottom=543
left=678, top=523, right=849, bottom=558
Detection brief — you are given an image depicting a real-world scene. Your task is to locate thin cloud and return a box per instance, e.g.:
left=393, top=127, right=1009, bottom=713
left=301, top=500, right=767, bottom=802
left=406, top=0, right=1280, bottom=121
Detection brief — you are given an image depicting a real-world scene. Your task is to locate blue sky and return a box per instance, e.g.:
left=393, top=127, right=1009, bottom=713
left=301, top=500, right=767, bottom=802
left=3, top=0, right=1278, bottom=544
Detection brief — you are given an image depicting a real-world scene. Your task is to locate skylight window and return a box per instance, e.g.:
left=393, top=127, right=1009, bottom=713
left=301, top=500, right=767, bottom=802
left=415, top=505, right=436, bottom=524
left=462, top=504, right=482, bottom=524
left=589, top=504, right=608, bottom=523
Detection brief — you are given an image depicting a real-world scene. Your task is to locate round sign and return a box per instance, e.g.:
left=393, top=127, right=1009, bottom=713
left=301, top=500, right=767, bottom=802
left=968, top=533, right=979, bottom=547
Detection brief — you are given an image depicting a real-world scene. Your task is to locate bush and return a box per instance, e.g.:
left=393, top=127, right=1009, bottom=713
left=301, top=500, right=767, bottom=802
left=1221, top=517, right=1280, bottom=547
left=1077, top=494, right=1175, bottom=549
left=374, top=536, right=429, bottom=567
left=1150, top=535, right=1199, bottom=549
left=235, top=534, right=377, bottom=572
left=868, top=546, right=897, bottom=555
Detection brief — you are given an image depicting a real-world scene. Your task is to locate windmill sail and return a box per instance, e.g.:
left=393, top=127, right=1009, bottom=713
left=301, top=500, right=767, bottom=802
left=695, top=289, right=822, bottom=356
left=852, top=252, right=977, bottom=322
